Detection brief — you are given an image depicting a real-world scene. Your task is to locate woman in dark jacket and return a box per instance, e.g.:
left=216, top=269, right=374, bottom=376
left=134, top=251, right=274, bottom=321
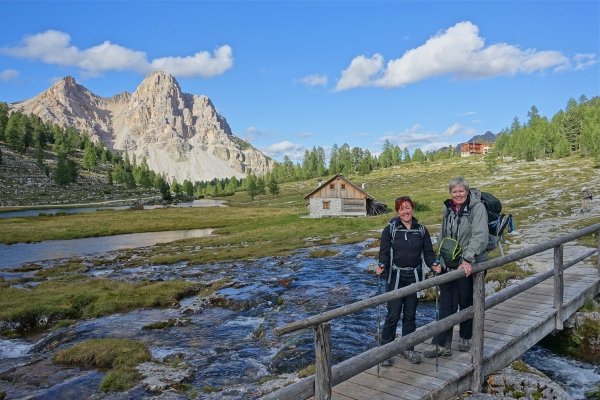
left=376, top=196, right=436, bottom=365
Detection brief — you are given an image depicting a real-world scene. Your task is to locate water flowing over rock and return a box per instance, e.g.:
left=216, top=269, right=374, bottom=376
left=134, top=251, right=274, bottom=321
left=9, top=71, right=273, bottom=182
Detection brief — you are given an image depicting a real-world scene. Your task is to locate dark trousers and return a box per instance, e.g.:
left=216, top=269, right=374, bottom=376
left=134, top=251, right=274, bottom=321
left=432, top=253, right=487, bottom=347
left=432, top=274, right=473, bottom=347
left=381, top=274, right=418, bottom=349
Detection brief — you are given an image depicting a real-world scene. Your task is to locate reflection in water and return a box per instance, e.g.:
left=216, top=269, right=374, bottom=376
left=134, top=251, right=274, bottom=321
left=0, top=199, right=226, bottom=219
left=0, top=228, right=214, bottom=268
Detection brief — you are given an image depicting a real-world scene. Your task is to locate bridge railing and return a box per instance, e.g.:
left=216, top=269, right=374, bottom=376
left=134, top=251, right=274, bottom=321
left=263, top=222, right=600, bottom=400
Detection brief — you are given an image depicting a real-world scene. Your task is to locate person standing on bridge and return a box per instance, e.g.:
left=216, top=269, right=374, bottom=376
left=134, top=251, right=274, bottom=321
left=376, top=196, right=436, bottom=365
left=424, top=177, right=488, bottom=358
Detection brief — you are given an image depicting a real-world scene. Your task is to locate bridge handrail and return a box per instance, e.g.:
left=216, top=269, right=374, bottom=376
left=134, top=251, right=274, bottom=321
left=274, top=222, right=600, bottom=336
left=264, top=222, right=600, bottom=400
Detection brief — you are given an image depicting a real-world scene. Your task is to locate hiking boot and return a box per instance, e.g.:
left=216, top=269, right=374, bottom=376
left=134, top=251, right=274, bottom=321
left=400, top=350, right=421, bottom=364
left=380, top=358, right=393, bottom=367
left=458, top=338, right=471, bottom=352
left=423, top=345, right=452, bottom=358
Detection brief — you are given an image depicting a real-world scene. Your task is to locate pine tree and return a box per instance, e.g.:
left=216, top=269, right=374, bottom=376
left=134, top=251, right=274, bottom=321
left=0, top=102, right=8, bottom=141
left=246, top=174, right=259, bottom=200
left=83, top=143, right=97, bottom=171
left=268, top=175, right=279, bottom=197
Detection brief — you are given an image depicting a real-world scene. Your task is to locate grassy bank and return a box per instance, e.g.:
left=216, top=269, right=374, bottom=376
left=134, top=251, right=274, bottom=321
left=0, top=277, right=199, bottom=333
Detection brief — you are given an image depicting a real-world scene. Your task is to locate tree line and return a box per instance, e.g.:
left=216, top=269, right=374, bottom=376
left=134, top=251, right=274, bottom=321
left=1, top=94, right=597, bottom=201
left=492, top=96, right=600, bottom=162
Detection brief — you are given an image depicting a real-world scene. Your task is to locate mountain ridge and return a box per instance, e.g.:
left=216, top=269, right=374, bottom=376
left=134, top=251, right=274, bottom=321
left=9, top=72, right=273, bottom=182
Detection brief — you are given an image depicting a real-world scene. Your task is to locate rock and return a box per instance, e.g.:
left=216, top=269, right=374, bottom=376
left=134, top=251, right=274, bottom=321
left=135, top=361, right=194, bottom=393
left=485, top=363, right=570, bottom=400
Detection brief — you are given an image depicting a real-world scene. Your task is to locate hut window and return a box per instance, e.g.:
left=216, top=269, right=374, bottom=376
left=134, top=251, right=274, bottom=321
left=341, top=184, right=346, bottom=189
left=329, top=184, right=335, bottom=189
left=323, top=201, right=330, bottom=209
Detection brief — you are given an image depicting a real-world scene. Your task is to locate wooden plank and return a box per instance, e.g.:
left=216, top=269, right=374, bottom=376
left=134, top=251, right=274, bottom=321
left=364, top=367, right=447, bottom=391
left=332, top=380, right=408, bottom=400
left=483, top=320, right=530, bottom=337
left=501, top=297, right=553, bottom=310
left=330, top=392, right=355, bottom=400
left=485, top=310, right=545, bottom=327
left=515, top=291, right=553, bottom=301
left=512, top=293, right=553, bottom=306
left=486, top=306, right=547, bottom=321
left=348, top=372, right=430, bottom=400
left=490, top=302, right=550, bottom=317
left=483, top=329, right=515, bottom=342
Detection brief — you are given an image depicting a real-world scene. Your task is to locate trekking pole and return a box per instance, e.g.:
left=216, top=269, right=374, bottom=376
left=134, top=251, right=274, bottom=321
left=435, top=276, right=439, bottom=372
left=376, top=272, right=382, bottom=378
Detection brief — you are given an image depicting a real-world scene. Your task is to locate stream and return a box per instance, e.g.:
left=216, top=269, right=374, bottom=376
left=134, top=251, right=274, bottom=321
left=0, top=199, right=227, bottom=219
left=1, top=240, right=599, bottom=399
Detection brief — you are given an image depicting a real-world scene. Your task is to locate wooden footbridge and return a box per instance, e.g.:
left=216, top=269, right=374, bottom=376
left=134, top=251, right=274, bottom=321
left=263, top=222, right=600, bottom=400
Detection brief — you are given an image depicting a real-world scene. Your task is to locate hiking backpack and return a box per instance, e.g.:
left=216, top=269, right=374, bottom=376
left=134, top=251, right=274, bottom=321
left=476, top=191, right=513, bottom=252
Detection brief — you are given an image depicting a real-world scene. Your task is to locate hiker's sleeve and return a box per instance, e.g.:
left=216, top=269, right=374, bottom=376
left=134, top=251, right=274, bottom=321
left=378, top=227, right=391, bottom=268
left=463, top=203, right=488, bottom=263
left=422, top=227, right=436, bottom=267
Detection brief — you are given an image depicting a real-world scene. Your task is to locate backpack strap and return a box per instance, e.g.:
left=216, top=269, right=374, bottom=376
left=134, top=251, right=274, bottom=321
left=388, top=221, right=396, bottom=285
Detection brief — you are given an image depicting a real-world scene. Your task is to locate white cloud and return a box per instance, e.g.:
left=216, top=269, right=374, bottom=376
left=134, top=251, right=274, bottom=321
left=457, top=111, right=476, bottom=116
left=297, top=131, right=314, bottom=138
left=151, top=46, right=233, bottom=78
left=261, top=140, right=306, bottom=161
left=573, top=53, right=597, bottom=71
left=296, top=74, right=327, bottom=86
left=0, top=69, right=19, bottom=81
left=335, top=21, right=578, bottom=90
left=1, top=30, right=233, bottom=78
left=336, top=53, right=384, bottom=91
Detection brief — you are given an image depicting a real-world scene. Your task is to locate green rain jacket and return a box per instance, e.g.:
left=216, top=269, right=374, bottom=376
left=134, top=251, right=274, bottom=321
left=439, top=188, right=489, bottom=265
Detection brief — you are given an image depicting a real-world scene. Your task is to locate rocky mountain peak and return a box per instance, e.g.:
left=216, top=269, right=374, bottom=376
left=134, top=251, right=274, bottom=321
left=134, top=71, right=183, bottom=100
left=10, top=73, right=273, bottom=182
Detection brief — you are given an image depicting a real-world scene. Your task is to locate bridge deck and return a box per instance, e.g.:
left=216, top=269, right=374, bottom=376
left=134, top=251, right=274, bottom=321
left=330, top=266, right=600, bottom=400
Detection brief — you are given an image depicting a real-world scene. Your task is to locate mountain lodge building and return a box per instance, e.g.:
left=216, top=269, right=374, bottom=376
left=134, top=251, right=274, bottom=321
left=460, top=142, right=492, bottom=157
left=304, top=174, right=375, bottom=218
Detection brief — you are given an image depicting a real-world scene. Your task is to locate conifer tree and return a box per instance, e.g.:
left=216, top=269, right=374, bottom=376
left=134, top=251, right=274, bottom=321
left=268, top=175, right=279, bottom=197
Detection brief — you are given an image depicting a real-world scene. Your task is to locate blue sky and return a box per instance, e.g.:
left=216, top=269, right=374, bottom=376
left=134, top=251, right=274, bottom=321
left=1, top=1, right=598, bottom=162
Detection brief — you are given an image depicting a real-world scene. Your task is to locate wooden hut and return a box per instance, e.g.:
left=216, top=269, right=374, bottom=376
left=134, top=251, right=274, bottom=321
left=304, top=174, right=374, bottom=218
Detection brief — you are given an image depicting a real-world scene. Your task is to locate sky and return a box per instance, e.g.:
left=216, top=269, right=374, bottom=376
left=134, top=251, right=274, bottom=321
left=0, top=1, right=598, bottom=162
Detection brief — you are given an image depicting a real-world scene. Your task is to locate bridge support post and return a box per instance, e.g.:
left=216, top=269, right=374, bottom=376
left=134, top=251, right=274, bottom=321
left=471, top=271, right=485, bottom=392
left=553, top=245, right=564, bottom=330
left=314, top=322, right=332, bottom=400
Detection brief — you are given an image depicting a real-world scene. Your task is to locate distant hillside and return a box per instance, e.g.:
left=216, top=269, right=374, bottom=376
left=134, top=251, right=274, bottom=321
left=0, top=142, right=160, bottom=207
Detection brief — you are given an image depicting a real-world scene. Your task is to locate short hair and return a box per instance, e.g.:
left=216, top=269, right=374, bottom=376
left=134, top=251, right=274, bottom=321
left=395, top=196, right=415, bottom=212
left=448, top=177, right=469, bottom=192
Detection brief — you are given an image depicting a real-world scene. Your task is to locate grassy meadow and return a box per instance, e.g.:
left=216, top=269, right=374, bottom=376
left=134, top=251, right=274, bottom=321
left=2, top=155, right=598, bottom=265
